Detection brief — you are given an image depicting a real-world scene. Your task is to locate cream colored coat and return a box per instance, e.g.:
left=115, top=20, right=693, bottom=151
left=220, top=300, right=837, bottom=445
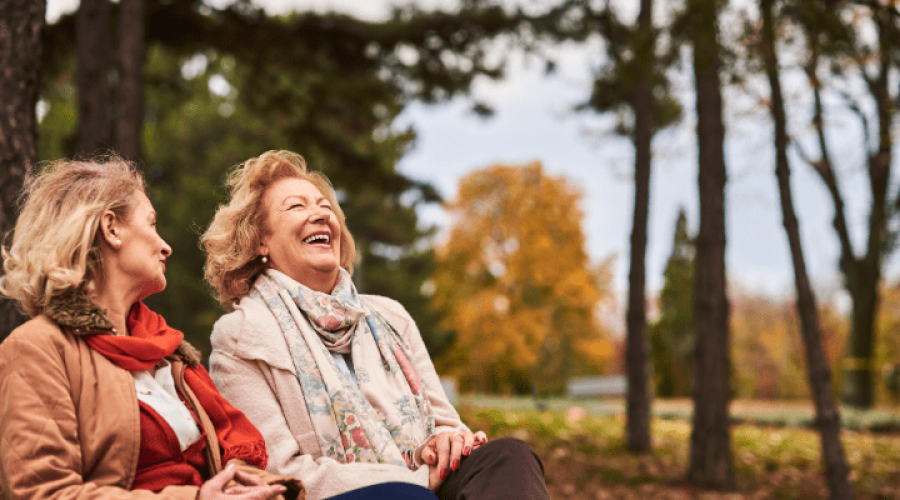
left=210, top=293, right=468, bottom=500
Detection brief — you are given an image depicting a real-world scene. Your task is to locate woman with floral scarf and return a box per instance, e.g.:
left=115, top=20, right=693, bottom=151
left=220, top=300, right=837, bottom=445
left=203, top=151, right=550, bottom=500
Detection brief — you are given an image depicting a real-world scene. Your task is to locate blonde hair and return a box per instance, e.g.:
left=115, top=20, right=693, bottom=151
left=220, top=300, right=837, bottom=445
left=0, top=157, right=146, bottom=317
left=203, top=150, right=356, bottom=310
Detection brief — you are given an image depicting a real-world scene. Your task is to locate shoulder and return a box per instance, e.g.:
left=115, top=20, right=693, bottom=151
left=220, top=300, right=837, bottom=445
left=0, top=316, right=69, bottom=353
left=211, top=295, right=277, bottom=349
left=0, top=316, right=77, bottom=370
left=210, top=294, right=294, bottom=372
left=361, top=294, right=414, bottom=329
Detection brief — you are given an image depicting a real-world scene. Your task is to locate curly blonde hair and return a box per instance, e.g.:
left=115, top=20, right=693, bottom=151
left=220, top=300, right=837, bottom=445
left=203, top=150, right=356, bottom=310
left=0, top=157, right=146, bottom=317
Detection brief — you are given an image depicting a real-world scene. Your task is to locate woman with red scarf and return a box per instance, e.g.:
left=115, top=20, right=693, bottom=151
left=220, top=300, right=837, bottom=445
left=0, top=158, right=302, bottom=500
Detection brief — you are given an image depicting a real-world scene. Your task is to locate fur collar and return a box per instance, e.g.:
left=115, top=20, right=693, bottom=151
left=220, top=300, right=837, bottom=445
left=44, top=287, right=116, bottom=332
left=44, top=288, right=202, bottom=368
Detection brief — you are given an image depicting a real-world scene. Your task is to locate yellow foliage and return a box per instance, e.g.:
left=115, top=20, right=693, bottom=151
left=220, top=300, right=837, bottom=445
left=730, top=290, right=849, bottom=400
left=432, top=162, right=615, bottom=394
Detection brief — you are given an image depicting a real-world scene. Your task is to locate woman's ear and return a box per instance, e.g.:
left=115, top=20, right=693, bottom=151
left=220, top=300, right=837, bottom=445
left=258, top=239, right=268, bottom=258
left=99, top=210, right=120, bottom=249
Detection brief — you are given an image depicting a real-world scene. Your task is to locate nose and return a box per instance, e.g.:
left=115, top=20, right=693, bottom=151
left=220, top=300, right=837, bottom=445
left=309, top=209, right=331, bottom=224
left=161, top=239, right=172, bottom=257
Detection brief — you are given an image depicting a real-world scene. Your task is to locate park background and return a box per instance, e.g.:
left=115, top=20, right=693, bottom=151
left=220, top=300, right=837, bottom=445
left=1, top=0, right=900, bottom=498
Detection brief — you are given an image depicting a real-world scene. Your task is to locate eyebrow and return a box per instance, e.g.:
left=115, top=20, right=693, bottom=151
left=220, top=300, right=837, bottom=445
left=281, top=194, right=328, bottom=206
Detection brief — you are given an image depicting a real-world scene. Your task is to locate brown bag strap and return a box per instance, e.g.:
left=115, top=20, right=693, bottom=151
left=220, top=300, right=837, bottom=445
left=171, top=359, right=223, bottom=475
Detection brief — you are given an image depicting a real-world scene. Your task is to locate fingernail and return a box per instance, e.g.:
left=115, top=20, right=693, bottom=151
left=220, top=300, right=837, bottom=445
left=440, top=469, right=447, bottom=480
left=429, top=453, right=435, bottom=462
left=464, top=446, right=470, bottom=455
left=452, top=459, right=459, bottom=471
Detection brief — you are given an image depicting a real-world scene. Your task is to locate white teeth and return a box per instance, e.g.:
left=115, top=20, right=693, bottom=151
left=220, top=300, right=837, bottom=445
left=303, top=234, right=330, bottom=244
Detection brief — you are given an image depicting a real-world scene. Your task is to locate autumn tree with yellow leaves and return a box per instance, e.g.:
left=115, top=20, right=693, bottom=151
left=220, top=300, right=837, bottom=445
left=431, top=162, right=615, bottom=394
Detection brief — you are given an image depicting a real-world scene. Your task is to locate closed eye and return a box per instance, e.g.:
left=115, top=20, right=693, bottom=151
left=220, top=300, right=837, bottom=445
left=289, top=203, right=304, bottom=210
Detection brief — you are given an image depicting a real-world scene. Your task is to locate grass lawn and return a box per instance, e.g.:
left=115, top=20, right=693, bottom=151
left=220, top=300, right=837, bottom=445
left=458, top=398, right=900, bottom=499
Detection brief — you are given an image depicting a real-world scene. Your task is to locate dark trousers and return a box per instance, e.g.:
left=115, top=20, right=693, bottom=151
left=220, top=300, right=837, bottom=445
left=436, top=437, right=550, bottom=500
left=326, top=483, right=437, bottom=500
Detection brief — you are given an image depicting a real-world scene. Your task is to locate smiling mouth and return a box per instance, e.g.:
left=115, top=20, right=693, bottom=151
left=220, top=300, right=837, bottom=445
left=303, top=233, right=331, bottom=245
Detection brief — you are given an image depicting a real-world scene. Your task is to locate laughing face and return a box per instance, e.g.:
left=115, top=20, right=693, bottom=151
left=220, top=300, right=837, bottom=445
left=259, top=177, right=342, bottom=293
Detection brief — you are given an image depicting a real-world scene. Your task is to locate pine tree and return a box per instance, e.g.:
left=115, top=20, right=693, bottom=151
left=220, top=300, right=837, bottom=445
left=649, top=209, right=696, bottom=398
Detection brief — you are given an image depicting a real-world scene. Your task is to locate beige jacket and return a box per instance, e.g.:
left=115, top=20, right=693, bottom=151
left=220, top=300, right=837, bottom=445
left=0, top=294, right=302, bottom=500
left=210, top=294, right=468, bottom=500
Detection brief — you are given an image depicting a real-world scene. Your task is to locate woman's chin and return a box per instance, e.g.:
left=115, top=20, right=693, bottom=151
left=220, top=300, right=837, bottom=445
left=136, top=279, right=166, bottom=301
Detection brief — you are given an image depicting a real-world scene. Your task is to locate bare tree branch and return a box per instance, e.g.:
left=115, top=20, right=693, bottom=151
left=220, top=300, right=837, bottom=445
left=803, top=55, right=857, bottom=275
left=836, top=88, right=873, bottom=156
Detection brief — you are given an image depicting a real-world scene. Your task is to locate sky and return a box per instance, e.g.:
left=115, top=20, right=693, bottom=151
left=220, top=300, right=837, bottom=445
left=45, top=0, right=896, bottom=314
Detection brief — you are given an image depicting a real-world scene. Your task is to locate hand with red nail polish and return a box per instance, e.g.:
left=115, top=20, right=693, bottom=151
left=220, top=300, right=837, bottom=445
left=427, top=464, right=446, bottom=492
left=419, top=428, right=490, bottom=491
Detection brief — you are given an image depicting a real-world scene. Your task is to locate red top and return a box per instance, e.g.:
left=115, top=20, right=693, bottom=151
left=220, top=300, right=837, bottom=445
left=133, top=401, right=208, bottom=490
left=131, top=365, right=269, bottom=492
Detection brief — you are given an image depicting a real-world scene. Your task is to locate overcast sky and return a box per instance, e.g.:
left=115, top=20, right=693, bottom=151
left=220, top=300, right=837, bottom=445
left=46, top=0, right=895, bottom=311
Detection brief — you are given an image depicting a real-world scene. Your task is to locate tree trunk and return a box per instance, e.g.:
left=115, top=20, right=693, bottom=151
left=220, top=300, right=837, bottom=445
left=687, top=0, right=733, bottom=490
left=625, top=0, right=654, bottom=453
left=0, top=0, right=44, bottom=341
left=800, top=3, right=893, bottom=410
left=843, top=271, right=878, bottom=407
left=77, top=0, right=112, bottom=154
left=761, top=0, right=852, bottom=497
left=115, top=0, right=145, bottom=161
left=841, top=5, right=893, bottom=409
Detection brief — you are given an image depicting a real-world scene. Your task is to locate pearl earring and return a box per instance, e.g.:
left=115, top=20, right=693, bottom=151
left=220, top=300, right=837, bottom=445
left=261, top=255, right=268, bottom=264
left=115, top=239, right=122, bottom=247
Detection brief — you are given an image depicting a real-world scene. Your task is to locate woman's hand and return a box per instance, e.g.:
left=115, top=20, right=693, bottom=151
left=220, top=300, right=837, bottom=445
left=200, top=465, right=287, bottom=500
left=427, top=463, right=445, bottom=492
left=418, top=429, right=488, bottom=482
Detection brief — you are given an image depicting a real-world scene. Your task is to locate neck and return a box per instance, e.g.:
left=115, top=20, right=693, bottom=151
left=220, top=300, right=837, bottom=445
left=91, top=280, right=141, bottom=336
left=279, top=267, right=339, bottom=294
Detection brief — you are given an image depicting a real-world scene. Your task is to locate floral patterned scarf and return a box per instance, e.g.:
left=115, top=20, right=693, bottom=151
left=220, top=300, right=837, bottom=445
left=250, top=269, right=435, bottom=468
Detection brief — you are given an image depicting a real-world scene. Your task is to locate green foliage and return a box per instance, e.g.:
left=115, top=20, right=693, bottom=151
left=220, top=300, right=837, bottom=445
left=577, top=2, right=683, bottom=136
left=649, top=209, right=696, bottom=398
left=37, top=0, right=552, bottom=353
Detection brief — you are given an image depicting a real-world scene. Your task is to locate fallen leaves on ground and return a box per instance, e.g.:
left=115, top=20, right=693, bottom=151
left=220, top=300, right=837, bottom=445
left=459, top=405, right=900, bottom=499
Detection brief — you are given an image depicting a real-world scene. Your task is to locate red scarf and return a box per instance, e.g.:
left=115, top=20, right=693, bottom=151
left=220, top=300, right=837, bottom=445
left=84, top=301, right=183, bottom=372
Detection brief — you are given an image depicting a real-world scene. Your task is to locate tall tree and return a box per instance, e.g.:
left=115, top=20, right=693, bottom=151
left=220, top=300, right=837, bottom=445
left=792, top=0, right=899, bottom=408
left=115, top=0, right=146, bottom=161
left=624, top=0, right=656, bottom=454
left=76, top=0, right=112, bottom=154
left=758, top=0, right=852, bottom=496
left=0, top=0, right=44, bottom=340
left=685, top=0, right=734, bottom=489
left=649, top=208, right=695, bottom=398
left=583, top=0, right=682, bottom=452
left=431, top=163, right=614, bottom=394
